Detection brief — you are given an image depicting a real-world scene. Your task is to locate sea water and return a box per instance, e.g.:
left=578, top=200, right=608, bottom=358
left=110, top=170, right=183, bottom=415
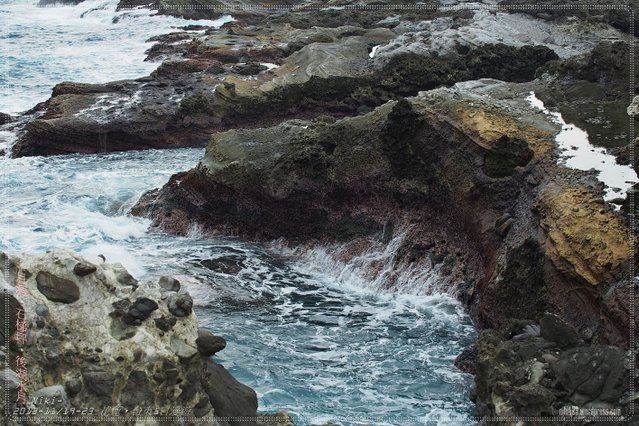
left=0, top=1, right=475, bottom=424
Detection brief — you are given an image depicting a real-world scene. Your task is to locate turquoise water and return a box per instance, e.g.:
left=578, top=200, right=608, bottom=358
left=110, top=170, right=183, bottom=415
left=0, top=2, right=476, bottom=424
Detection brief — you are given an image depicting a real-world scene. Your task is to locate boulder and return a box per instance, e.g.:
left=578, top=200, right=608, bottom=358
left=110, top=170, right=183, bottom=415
left=168, top=292, right=193, bottom=317
left=196, top=328, right=227, bottom=356
left=35, top=271, right=80, bottom=303
left=539, top=313, right=582, bottom=349
left=158, top=276, right=180, bottom=292
left=122, top=297, right=159, bottom=326
left=73, top=261, right=97, bottom=276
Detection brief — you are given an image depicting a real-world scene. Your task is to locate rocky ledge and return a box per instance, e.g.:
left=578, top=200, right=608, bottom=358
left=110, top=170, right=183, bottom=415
left=12, top=2, right=624, bottom=157
left=0, top=250, right=292, bottom=426
left=4, top=1, right=637, bottom=423
left=133, top=76, right=635, bottom=421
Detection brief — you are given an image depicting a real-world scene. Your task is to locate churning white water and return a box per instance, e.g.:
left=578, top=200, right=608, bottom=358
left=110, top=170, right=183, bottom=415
left=0, top=1, right=476, bottom=424
left=0, top=0, right=232, bottom=114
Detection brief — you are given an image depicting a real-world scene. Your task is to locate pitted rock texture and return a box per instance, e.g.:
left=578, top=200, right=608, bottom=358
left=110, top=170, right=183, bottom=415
left=0, top=250, right=283, bottom=426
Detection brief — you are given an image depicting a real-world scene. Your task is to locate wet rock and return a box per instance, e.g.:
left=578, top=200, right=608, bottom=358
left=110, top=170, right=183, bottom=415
left=200, top=256, right=246, bottom=274
left=454, top=344, right=477, bottom=374
left=122, top=297, right=159, bottom=326
left=168, top=293, right=193, bottom=317
left=151, top=59, right=209, bottom=78
left=552, top=346, right=628, bottom=404
left=158, top=275, right=180, bottom=292
left=38, top=0, right=84, bottom=5
left=0, top=112, right=13, bottom=125
left=36, top=271, right=80, bottom=303
left=202, top=360, right=258, bottom=423
left=196, top=328, right=227, bottom=356
left=73, top=261, right=97, bottom=276
left=115, top=267, right=138, bottom=287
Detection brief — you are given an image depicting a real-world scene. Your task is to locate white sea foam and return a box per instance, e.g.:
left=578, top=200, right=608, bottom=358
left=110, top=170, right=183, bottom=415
left=1, top=4, right=477, bottom=420
left=0, top=0, right=232, bottom=114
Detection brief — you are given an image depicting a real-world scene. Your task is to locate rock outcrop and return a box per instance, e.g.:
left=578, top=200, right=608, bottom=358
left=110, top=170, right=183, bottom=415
left=15, top=3, right=623, bottom=157
left=472, top=318, right=630, bottom=424
left=133, top=78, right=634, bottom=421
left=0, top=250, right=287, bottom=426
left=5, top=2, right=636, bottom=424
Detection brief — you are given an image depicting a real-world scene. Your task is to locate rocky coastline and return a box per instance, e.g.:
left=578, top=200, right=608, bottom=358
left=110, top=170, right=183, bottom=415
left=2, top=1, right=637, bottom=424
left=0, top=250, right=293, bottom=425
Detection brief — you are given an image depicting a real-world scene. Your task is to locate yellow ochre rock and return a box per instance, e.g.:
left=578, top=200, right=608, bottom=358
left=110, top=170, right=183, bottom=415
left=539, top=186, right=631, bottom=286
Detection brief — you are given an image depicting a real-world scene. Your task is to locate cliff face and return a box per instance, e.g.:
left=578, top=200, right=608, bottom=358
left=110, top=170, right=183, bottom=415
left=132, top=78, right=634, bottom=420
left=0, top=250, right=290, bottom=426
left=4, top=1, right=636, bottom=423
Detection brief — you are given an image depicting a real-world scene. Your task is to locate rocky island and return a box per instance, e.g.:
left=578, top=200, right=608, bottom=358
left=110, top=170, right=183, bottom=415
left=1, top=0, right=637, bottom=425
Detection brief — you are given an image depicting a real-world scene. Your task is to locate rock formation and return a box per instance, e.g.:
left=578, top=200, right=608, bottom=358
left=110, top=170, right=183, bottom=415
left=3, top=1, right=636, bottom=423
left=133, top=78, right=635, bottom=421
left=0, top=250, right=290, bottom=426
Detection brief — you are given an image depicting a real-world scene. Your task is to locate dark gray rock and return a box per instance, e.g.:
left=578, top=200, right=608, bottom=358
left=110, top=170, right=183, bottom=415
left=231, top=63, right=268, bottom=76
left=168, top=293, right=193, bottom=317
left=0, top=293, right=21, bottom=341
left=158, top=276, right=180, bottom=292
left=123, top=298, right=159, bottom=326
left=193, top=395, right=211, bottom=417
left=454, top=344, right=477, bottom=374
left=552, top=346, right=628, bottom=404
left=202, top=360, right=258, bottom=424
left=540, top=313, right=582, bottom=349
left=36, top=271, right=80, bottom=303
left=73, top=262, right=97, bottom=276
left=0, top=112, right=13, bottom=125
left=116, top=269, right=138, bottom=287
left=120, top=370, right=153, bottom=410
left=82, top=368, right=116, bottom=397
left=200, top=256, right=245, bottom=275
left=154, top=315, right=177, bottom=332
left=196, top=328, right=227, bottom=356
left=38, top=0, right=85, bottom=5
left=35, top=304, right=49, bottom=317
left=64, top=378, right=82, bottom=397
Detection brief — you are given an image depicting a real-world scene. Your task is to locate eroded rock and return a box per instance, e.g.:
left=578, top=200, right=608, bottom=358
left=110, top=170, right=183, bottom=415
left=196, top=328, right=227, bottom=356
left=0, top=250, right=261, bottom=423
